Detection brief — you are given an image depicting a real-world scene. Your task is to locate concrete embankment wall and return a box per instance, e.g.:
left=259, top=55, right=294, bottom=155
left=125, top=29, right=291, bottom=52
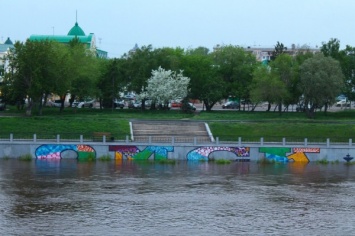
left=1, top=141, right=354, bottom=162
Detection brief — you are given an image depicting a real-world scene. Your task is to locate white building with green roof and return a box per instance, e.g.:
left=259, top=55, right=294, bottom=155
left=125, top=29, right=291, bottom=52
left=0, top=37, right=14, bottom=84
left=29, top=21, right=107, bottom=58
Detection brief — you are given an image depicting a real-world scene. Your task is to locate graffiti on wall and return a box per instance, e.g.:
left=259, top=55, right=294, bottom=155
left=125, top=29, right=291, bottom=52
left=187, top=146, right=250, bottom=161
left=33, top=144, right=319, bottom=162
left=259, top=147, right=320, bottom=163
left=109, top=145, right=174, bottom=160
left=35, top=144, right=95, bottom=160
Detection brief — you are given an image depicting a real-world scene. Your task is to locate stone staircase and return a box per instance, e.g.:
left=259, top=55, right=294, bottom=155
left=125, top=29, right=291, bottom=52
left=130, top=120, right=214, bottom=144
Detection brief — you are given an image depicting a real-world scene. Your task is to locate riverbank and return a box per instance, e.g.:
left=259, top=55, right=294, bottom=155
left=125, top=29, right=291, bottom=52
left=1, top=106, right=355, bottom=142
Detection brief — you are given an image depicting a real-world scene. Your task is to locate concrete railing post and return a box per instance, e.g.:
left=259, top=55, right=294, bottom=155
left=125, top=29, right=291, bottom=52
left=282, top=137, right=286, bottom=146
left=194, top=137, right=197, bottom=145
left=33, top=134, right=37, bottom=142
left=216, top=137, right=219, bottom=145
left=260, top=137, right=264, bottom=146
left=304, top=138, right=308, bottom=146
left=126, top=135, right=129, bottom=143
left=326, top=138, right=330, bottom=148
left=103, top=135, right=106, bottom=143
left=238, top=137, right=242, bottom=146
left=10, top=133, right=13, bottom=142
left=172, top=136, right=175, bottom=145
left=57, top=134, right=60, bottom=143
left=149, top=136, right=152, bottom=144
left=349, top=138, right=353, bottom=147
left=80, top=135, right=83, bottom=143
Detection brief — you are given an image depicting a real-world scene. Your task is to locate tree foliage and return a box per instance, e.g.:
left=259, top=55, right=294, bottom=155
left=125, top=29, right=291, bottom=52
left=299, top=54, right=344, bottom=118
left=182, top=49, right=223, bottom=111
left=250, top=65, right=287, bottom=111
left=269, top=54, right=300, bottom=112
left=212, top=45, right=257, bottom=107
left=143, top=67, right=190, bottom=108
left=271, top=41, right=287, bottom=61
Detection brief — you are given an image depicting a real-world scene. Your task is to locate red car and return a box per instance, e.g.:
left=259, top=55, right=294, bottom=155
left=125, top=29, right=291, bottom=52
left=171, top=101, right=182, bottom=107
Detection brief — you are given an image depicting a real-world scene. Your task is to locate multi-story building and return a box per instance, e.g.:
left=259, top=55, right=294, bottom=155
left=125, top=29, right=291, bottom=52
left=213, top=44, right=320, bottom=63
left=29, top=21, right=107, bottom=58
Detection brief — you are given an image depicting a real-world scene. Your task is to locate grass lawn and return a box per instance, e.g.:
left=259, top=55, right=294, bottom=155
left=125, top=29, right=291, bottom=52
left=1, top=106, right=355, bottom=141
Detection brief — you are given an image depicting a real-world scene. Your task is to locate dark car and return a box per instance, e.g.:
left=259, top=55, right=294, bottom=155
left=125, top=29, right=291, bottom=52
left=0, top=98, right=5, bottom=111
left=222, top=101, right=240, bottom=109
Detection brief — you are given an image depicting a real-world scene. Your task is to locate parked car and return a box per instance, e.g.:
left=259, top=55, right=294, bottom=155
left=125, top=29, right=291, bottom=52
left=336, top=94, right=347, bottom=101
left=128, top=101, right=142, bottom=109
left=113, top=99, right=125, bottom=109
left=222, top=101, right=240, bottom=109
left=0, top=98, right=5, bottom=111
left=128, top=100, right=153, bottom=109
left=72, top=101, right=81, bottom=107
left=171, top=101, right=182, bottom=108
left=123, top=94, right=135, bottom=100
left=77, top=99, right=95, bottom=108
left=336, top=99, right=350, bottom=107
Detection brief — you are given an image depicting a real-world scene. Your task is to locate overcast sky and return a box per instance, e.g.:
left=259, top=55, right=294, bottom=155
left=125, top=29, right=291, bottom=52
left=2, top=0, right=355, bottom=58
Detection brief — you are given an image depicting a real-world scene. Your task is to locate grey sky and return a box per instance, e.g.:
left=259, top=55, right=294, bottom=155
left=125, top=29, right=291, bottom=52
left=2, top=0, right=355, bottom=58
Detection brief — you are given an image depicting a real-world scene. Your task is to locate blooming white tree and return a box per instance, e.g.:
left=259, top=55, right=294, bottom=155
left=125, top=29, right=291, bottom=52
left=143, top=66, right=190, bottom=105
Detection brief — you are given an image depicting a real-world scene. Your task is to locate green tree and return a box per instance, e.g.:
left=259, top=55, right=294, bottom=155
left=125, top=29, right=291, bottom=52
left=340, top=45, right=355, bottom=102
left=97, top=58, right=126, bottom=110
left=271, top=41, right=287, bottom=61
left=250, top=65, right=287, bottom=112
left=182, top=48, right=224, bottom=111
left=321, top=38, right=341, bottom=59
left=5, top=40, right=64, bottom=115
left=269, top=54, right=300, bottom=113
left=299, top=54, right=344, bottom=118
left=67, top=38, right=101, bottom=110
left=212, top=45, right=257, bottom=109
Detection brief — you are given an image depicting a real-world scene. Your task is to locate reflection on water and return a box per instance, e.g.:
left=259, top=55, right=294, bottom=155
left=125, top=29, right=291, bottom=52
left=1, top=159, right=355, bottom=235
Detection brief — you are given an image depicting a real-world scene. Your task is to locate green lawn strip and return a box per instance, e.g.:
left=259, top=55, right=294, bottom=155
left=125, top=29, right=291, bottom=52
left=0, top=116, right=129, bottom=140
left=1, top=106, right=355, bottom=142
left=209, top=122, right=355, bottom=142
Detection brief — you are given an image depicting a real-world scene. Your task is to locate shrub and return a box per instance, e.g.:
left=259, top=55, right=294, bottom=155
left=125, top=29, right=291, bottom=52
left=316, top=158, right=329, bottom=164
left=98, top=154, right=112, bottom=161
left=215, top=159, right=232, bottom=164
left=19, top=153, right=32, bottom=161
left=158, top=159, right=176, bottom=164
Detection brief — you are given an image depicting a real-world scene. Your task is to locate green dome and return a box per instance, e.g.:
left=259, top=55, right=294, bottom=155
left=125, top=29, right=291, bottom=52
left=4, top=37, right=13, bottom=45
left=68, top=22, right=85, bottom=36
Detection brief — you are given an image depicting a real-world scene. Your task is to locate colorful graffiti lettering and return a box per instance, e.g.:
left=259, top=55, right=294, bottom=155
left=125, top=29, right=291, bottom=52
left=109, top=145, right=174, bottom=160
left=259, top=147, right=290, bottom=162
left=259, top=147, right=311, bottom=163
left=187, top=146, right=250, bottom=161
left=35, top=144, right=95, bottom=160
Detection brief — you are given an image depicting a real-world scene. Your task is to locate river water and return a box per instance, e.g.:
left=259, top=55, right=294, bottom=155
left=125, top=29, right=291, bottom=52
left=1, top=159, right=355, bottom=236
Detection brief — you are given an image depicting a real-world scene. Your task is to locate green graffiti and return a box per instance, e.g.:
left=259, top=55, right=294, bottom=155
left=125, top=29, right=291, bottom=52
left=132, top=146, right=174, bottom=160
left=77, top=151, right=96, bottom=161
left=259, top=147, right=291, bottom=156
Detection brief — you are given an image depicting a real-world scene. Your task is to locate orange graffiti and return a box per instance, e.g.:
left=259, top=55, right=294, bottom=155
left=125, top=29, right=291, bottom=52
left=115, top=152, right=123, bottom=160
left=77, top=145, right=94, bottom=152
left=288, top=152, right=309, bottom=162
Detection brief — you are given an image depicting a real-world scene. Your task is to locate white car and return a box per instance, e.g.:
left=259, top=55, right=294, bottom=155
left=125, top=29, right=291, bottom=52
left=77, top=99, right=95, bottom=108
left=336, top=99, right=350, bottom=107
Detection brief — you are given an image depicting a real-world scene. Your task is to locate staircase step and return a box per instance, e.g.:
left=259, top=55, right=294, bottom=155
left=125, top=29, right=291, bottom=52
left=131, top=121, right=212, bottom=143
